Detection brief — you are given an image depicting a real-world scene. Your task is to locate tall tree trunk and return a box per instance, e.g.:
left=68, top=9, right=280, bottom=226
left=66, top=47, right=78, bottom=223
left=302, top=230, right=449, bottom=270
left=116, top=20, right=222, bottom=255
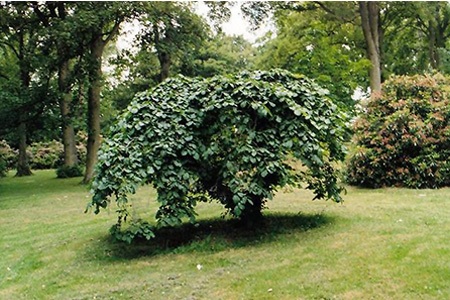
left=83, top=37, right=104, bottom=184
left=58, top=59, right=78, bottom=168
left=428, top=22, right=439, bottom=69
left=16, top=62, right=32, bottom=176
left=15, top=121, right=32, bottom=177
left=359, top=1, right=382, bottom=93
left=158, top=52, right=171, bottom=82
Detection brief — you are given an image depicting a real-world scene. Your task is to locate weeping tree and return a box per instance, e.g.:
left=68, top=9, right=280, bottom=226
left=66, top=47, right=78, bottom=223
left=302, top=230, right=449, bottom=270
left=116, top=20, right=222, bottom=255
left=88, top=69, right=348, bottom=242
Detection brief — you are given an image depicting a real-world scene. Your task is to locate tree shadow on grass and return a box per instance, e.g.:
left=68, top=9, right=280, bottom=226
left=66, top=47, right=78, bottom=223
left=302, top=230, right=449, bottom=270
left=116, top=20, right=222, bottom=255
left=92, top=212, right=334, bottom=261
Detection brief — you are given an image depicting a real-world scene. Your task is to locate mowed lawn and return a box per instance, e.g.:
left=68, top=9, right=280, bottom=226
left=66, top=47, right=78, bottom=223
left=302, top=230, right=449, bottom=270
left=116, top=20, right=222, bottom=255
left=1, top=170, right=449, bottom=300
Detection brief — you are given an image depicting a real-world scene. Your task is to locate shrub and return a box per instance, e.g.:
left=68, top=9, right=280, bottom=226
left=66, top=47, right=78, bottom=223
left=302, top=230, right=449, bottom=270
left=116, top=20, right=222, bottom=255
left=56, top=164, right=84, bottom=178
left=0, top=134, right=87, bottom=174
left=29, top=140, right=63, bottom=169
left=0, top=158, right=6, bottom=177
left=0, top=140, right=17, bottom=176
left=346, top=73, right=450, bottom=188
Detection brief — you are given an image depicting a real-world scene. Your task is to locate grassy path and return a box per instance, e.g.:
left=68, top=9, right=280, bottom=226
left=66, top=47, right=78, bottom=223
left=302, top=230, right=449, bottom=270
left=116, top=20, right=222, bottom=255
left=1, top=170, right=449, bottom=299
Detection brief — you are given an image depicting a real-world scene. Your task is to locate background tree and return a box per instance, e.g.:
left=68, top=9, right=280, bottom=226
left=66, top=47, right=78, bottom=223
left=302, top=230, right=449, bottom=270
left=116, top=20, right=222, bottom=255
left=0, top=2, right=49, bottom=176
left=182, top=33, right=256, bottom=78
left=104, top=4, right=256, bottom=114
left=73, top=2, right=136, bottom=183
left=359, top=1, right=382, bottom=92
left=255, top=3, right=370, bottom=111
left=383, top=2, right=450, bottom=76
left=137, top=2, right=209, bottom=83
left=31, top=2, right=85, bottom=176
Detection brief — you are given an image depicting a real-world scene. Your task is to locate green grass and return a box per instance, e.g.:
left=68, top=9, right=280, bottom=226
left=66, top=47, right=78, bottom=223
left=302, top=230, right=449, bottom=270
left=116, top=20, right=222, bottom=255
left=1, top=170, right=449, bottom=299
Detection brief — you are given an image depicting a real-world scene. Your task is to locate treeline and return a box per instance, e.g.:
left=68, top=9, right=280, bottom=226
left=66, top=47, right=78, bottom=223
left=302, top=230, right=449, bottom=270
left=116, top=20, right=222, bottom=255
left=1, top=1, right=449, bottom=182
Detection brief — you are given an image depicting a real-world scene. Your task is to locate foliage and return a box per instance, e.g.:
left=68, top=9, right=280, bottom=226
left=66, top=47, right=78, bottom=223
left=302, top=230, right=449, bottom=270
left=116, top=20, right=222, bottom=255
left=182, top=33, right=256, bottom=78
left=106, top=33, right=256, bottom=113
left=28, top=140, right=63, bottom=170
left=56, top=164, right=83, bottom=178
left=255, top=5, right=370, bottom=112
left=0, top=135, right=87, bottom=172
left=382, top=2, right=450, bottom=76
left=0, top=140, right=17, bottom=172
left=0, top=159, right=5, bottom=177
left=346, top=73, right=450, bottom=188
left=28, top=139, right=85, bottom=171
left=0, top=141, right=10, bottom=177
left=89, top=69, right=348, bottom=241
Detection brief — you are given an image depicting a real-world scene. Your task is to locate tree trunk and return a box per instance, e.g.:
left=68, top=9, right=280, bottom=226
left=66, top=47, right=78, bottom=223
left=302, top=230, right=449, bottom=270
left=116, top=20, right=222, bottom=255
left=83, top=37, right=104, bottom=184
left=359, top=2, right=382, bottom=93
left=16, top=56, right=32, bottom=177
left=58, top=59, right=78, bottom=168
left=239, top=196, right=264, bottom=228
left=15, top=122, right=32, bottom=177
left=158, top=52, right=171, bottom=82
left=428, top=6, right=447, bottom=71
left=428, top=22, right=439, bottom=69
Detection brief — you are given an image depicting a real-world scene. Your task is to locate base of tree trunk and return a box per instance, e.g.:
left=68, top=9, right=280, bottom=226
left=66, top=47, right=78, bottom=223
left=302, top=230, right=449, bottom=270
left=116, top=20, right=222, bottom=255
left=15, top=166, right=32, bottom=177
left=238, top=197, right=264, bottom=228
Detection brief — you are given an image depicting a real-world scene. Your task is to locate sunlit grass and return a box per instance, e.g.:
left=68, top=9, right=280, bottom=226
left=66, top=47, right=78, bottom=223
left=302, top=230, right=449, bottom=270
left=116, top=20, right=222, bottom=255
left=1, top=170, right=449, bottom=299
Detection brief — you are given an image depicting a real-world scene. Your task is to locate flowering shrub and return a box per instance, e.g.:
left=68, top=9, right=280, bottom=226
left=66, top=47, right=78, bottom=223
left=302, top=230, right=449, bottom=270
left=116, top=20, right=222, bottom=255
left=0, top=140, right=17, bottom=176
left=346, top=73, right=450, bottom=188
left=29, top=140, right=64, bottom=169
left=0, top=132, right=87, bottom=175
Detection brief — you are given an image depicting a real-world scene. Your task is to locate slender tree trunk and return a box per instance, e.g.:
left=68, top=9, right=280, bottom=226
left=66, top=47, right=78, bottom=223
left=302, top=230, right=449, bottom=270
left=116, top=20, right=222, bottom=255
left=359, top=1, right=382, bottom=93
left=428, top=22, right=439, bottom=69
left=15, top=63, right=32, bottom=176
left=58, top=59, right=78, bottom=168
left=83, top=37, right=104, bottom=184
left=15, top=122, right=32, bottom=177
left=158, top=52, right=171, bottom=82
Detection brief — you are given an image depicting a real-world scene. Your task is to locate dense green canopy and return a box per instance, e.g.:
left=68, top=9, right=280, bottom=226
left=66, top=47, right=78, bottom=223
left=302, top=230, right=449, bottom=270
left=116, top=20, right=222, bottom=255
left=89, top=69, right=348, bottom=242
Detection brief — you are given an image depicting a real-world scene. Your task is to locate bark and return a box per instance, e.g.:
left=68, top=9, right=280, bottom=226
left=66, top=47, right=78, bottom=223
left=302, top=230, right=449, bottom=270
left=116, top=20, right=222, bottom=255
left=427, top=20, right=439, bottom=69
left=154, top=22, right=172, bottom=83
left=58, top=59, right=78, bottom=167
left=15, top=122, right=32, bottom=177
left=428, top=8, right=447, bottom=70
left=82, top=18, right=121, bottom=184
left=359, top=2, right=382, bottom=93
left=158, top=52, right=171, bottom=82
left=15, top=64, right=32, bottom=176
left=83, top=37, right=104, bottom=184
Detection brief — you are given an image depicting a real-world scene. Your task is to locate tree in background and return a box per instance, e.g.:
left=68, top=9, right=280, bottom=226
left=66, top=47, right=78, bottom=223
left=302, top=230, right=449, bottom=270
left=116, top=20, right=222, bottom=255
left=182, top=33, right=256, bottom=78
left=255, top=3, right=370, bottom=111
left=31, top=2, right=86, bottom=176
left=252, top=1, right=450, bottom=97
left=74, top=2, right=136, bottom=184
left=137, top=2, right=208, bottom=83
left=104, top=6, right=256, bottom=113
left=383, top=2, right=450, bottom=76
left=0, top=2, right=51, bottom=176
